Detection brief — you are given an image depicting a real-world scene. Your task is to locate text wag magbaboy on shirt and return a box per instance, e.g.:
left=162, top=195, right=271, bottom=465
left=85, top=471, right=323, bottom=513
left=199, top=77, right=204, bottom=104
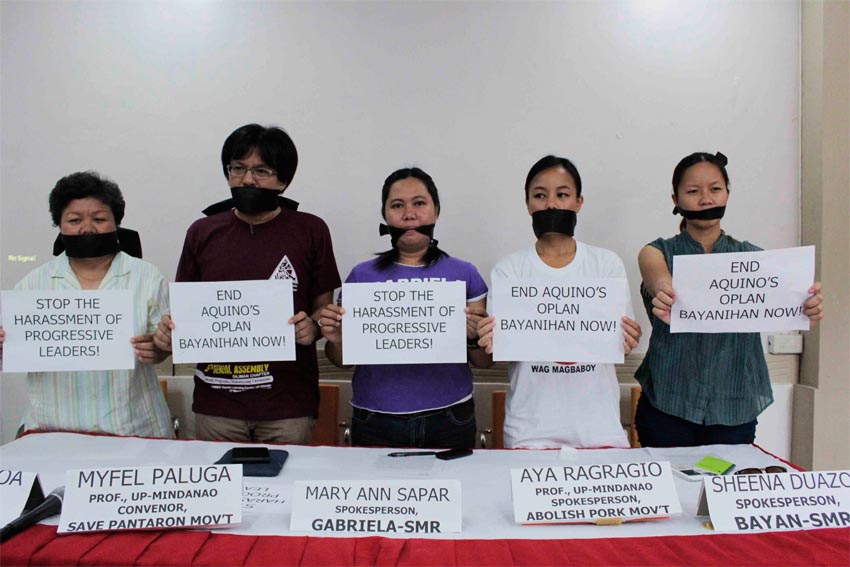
left=169, top=280, right=295, bottom=363
left=1, top=290, right=134, bottom=372
left=670, top=246, right=814, bottom=333
left=491, top=277, right=628, bottom=363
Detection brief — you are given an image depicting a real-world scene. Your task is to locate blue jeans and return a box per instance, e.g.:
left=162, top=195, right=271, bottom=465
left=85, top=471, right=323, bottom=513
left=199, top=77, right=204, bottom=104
left=635, top=395, right=757, bottom=447
left=351, top=398, right=476, bottom=449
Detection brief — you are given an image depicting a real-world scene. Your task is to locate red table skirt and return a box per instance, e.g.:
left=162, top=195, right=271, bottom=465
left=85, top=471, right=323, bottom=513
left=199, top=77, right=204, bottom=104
left=1, top=524, right=848, bottom=566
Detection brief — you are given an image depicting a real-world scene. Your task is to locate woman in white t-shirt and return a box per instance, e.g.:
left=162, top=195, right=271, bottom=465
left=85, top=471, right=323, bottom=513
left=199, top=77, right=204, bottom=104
left=477, top=155, right=642, bottom=449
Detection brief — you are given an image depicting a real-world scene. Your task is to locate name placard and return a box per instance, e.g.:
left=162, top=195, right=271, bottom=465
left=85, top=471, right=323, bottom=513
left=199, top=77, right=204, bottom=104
left=58, top=465, right=242, bottom=533
left=341, top=281, right=466, bottom=365
left=0, top=470, right=44, bottom=527
left=290, top=480, right=461, bottom=534
left=510, top=462, right=681, bottom=524
left=700, top=470, right=850, bottom=532
left=1, top=290, right=134, bottom=372
left=670, top=246, right=814, bottom=333
left=169, top=280, right=295, bottom=363
left=491, top=277, right=628, bottom=362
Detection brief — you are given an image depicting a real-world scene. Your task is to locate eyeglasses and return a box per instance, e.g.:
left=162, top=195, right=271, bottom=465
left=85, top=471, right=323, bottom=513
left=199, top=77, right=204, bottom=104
left=227, top=164, right=277, bottom=180
left=734, top=466, right=788, bottom=475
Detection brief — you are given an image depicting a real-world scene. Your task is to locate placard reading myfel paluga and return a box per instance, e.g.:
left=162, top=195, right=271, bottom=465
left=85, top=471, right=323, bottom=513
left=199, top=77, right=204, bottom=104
left=510, top=462, right=681, bottom=525
left=0, top=290, right=134, bottom=372
left=341, top=281, right=466, bottom=365
left=58, top=464, right=242, bottom=533
left=699, top=470, right=850, bottom=532
left=670, top=246, right=815, bottom=334
left=490, top=277, right=628, bottom=363
left=169, top=280, right=295, bottom=363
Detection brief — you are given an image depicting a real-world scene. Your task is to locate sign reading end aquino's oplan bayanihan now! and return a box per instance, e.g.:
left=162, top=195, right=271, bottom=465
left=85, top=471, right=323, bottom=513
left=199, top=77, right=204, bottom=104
left=671, top=246, right=815, bottom=334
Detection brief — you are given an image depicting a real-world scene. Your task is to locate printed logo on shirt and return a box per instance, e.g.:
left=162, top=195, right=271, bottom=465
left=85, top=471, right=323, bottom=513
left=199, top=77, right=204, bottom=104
left=530, top=363, right=596, bottom=374
left=390, top=277, right=448, bottom=283
left=196, top=364, right=273, bottom=393
left=271, top=255, right=299, bottom=291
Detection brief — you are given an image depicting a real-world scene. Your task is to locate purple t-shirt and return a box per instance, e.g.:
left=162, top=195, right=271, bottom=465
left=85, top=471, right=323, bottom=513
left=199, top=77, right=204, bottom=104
left=345, top=256, right=487, bottom=413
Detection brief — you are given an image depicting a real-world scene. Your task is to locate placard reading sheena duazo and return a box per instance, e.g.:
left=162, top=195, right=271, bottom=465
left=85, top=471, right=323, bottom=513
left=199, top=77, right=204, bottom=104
left=700, top=470, right=850, bottom=532
left=58, top=465, right=242, bottom=533
left=341, top=281, right=466, bottom=365
left=1, top=290, right=134, bottom=372
left=491, top=277, right=628, bottom=363
left=670, top=246, right=814, bottom=334
left=169, top=280, right=295, bottom=363
left=290, top=480, right=461, bottom=535
left=511, top=462, right=681, bottom=524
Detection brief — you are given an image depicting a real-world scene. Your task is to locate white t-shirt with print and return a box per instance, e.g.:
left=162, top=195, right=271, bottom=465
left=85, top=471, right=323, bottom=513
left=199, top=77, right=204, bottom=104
left=493, top=241, right=632, bottom=449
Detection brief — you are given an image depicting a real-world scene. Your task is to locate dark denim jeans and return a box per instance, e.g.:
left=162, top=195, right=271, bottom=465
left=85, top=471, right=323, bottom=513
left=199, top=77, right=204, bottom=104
left=351, top=398, right=476, bottom=449
left=635, top=394, right=757, bottom=447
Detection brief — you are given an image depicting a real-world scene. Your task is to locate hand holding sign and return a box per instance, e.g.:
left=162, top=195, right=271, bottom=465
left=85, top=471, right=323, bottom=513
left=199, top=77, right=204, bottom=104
left=130, top=333, right=166, bottom=365
left=318, top=304, right=345, bottom=345
left=289, top=311, right=319, bottom=345
left=803, top=282, right=824, bottom=323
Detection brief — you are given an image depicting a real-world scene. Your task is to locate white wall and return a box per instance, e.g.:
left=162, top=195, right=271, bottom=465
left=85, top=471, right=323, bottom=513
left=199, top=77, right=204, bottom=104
left=1, top=1, right=801, bottom=441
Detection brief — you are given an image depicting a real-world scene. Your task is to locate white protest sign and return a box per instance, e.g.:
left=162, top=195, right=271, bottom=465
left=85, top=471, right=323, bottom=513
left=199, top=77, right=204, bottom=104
left=670, top=246, right=814, bottom=333
left=169, top=280, right=295, bottom=363
left=510, top=462, right=681, bottom=524
left=0, top=470, right=44, bottom=527
left=491, top=277, right=628, bottom=363
left=290, top=480, right=461, bottom=535
left=341, top=281, right=466, bottom=365
left=58, top=465, right=242, bottom=533
left=1, top=290, right=134, bottom=372
left=700, top=470, right=850, bottom=532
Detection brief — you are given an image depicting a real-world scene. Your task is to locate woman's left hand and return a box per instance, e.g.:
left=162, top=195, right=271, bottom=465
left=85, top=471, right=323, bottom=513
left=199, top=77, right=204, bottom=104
left=804, top=282, right=824, bottom=324
left=621, top=316, right=642, bottom=355
left=290, top=311, right=319, bottom=345
left=465, top=305, right=489, bottom=340
left=131, top=333, right=168, bottom=364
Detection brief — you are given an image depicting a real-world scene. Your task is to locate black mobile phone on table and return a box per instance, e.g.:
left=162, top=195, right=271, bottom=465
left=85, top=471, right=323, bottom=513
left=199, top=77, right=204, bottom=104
left=435, top=448, right=473, bottom=461
left=231, top=447, right=271, bottom=464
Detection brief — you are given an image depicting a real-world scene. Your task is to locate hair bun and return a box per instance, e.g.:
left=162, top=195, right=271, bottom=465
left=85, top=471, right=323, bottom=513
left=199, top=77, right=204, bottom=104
left=715, top=152, right=728, bottom=166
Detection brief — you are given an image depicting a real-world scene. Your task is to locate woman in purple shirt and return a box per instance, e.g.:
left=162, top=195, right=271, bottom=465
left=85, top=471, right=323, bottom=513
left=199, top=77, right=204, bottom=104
left=319, top=167, right=490, bottom=448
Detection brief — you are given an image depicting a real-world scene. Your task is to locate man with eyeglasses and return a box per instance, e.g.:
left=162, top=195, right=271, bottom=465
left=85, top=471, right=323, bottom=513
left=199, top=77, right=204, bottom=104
left=155, top=123, right=341, bottom=444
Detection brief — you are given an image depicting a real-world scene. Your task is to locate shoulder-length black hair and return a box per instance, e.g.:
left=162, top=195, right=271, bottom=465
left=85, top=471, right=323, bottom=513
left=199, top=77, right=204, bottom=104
left=375, top=167, right=448, bottom=270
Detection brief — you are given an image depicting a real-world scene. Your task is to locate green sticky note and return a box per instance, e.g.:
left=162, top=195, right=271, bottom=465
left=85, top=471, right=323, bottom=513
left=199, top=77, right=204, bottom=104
left=694, top=456, right=735, bottom=475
